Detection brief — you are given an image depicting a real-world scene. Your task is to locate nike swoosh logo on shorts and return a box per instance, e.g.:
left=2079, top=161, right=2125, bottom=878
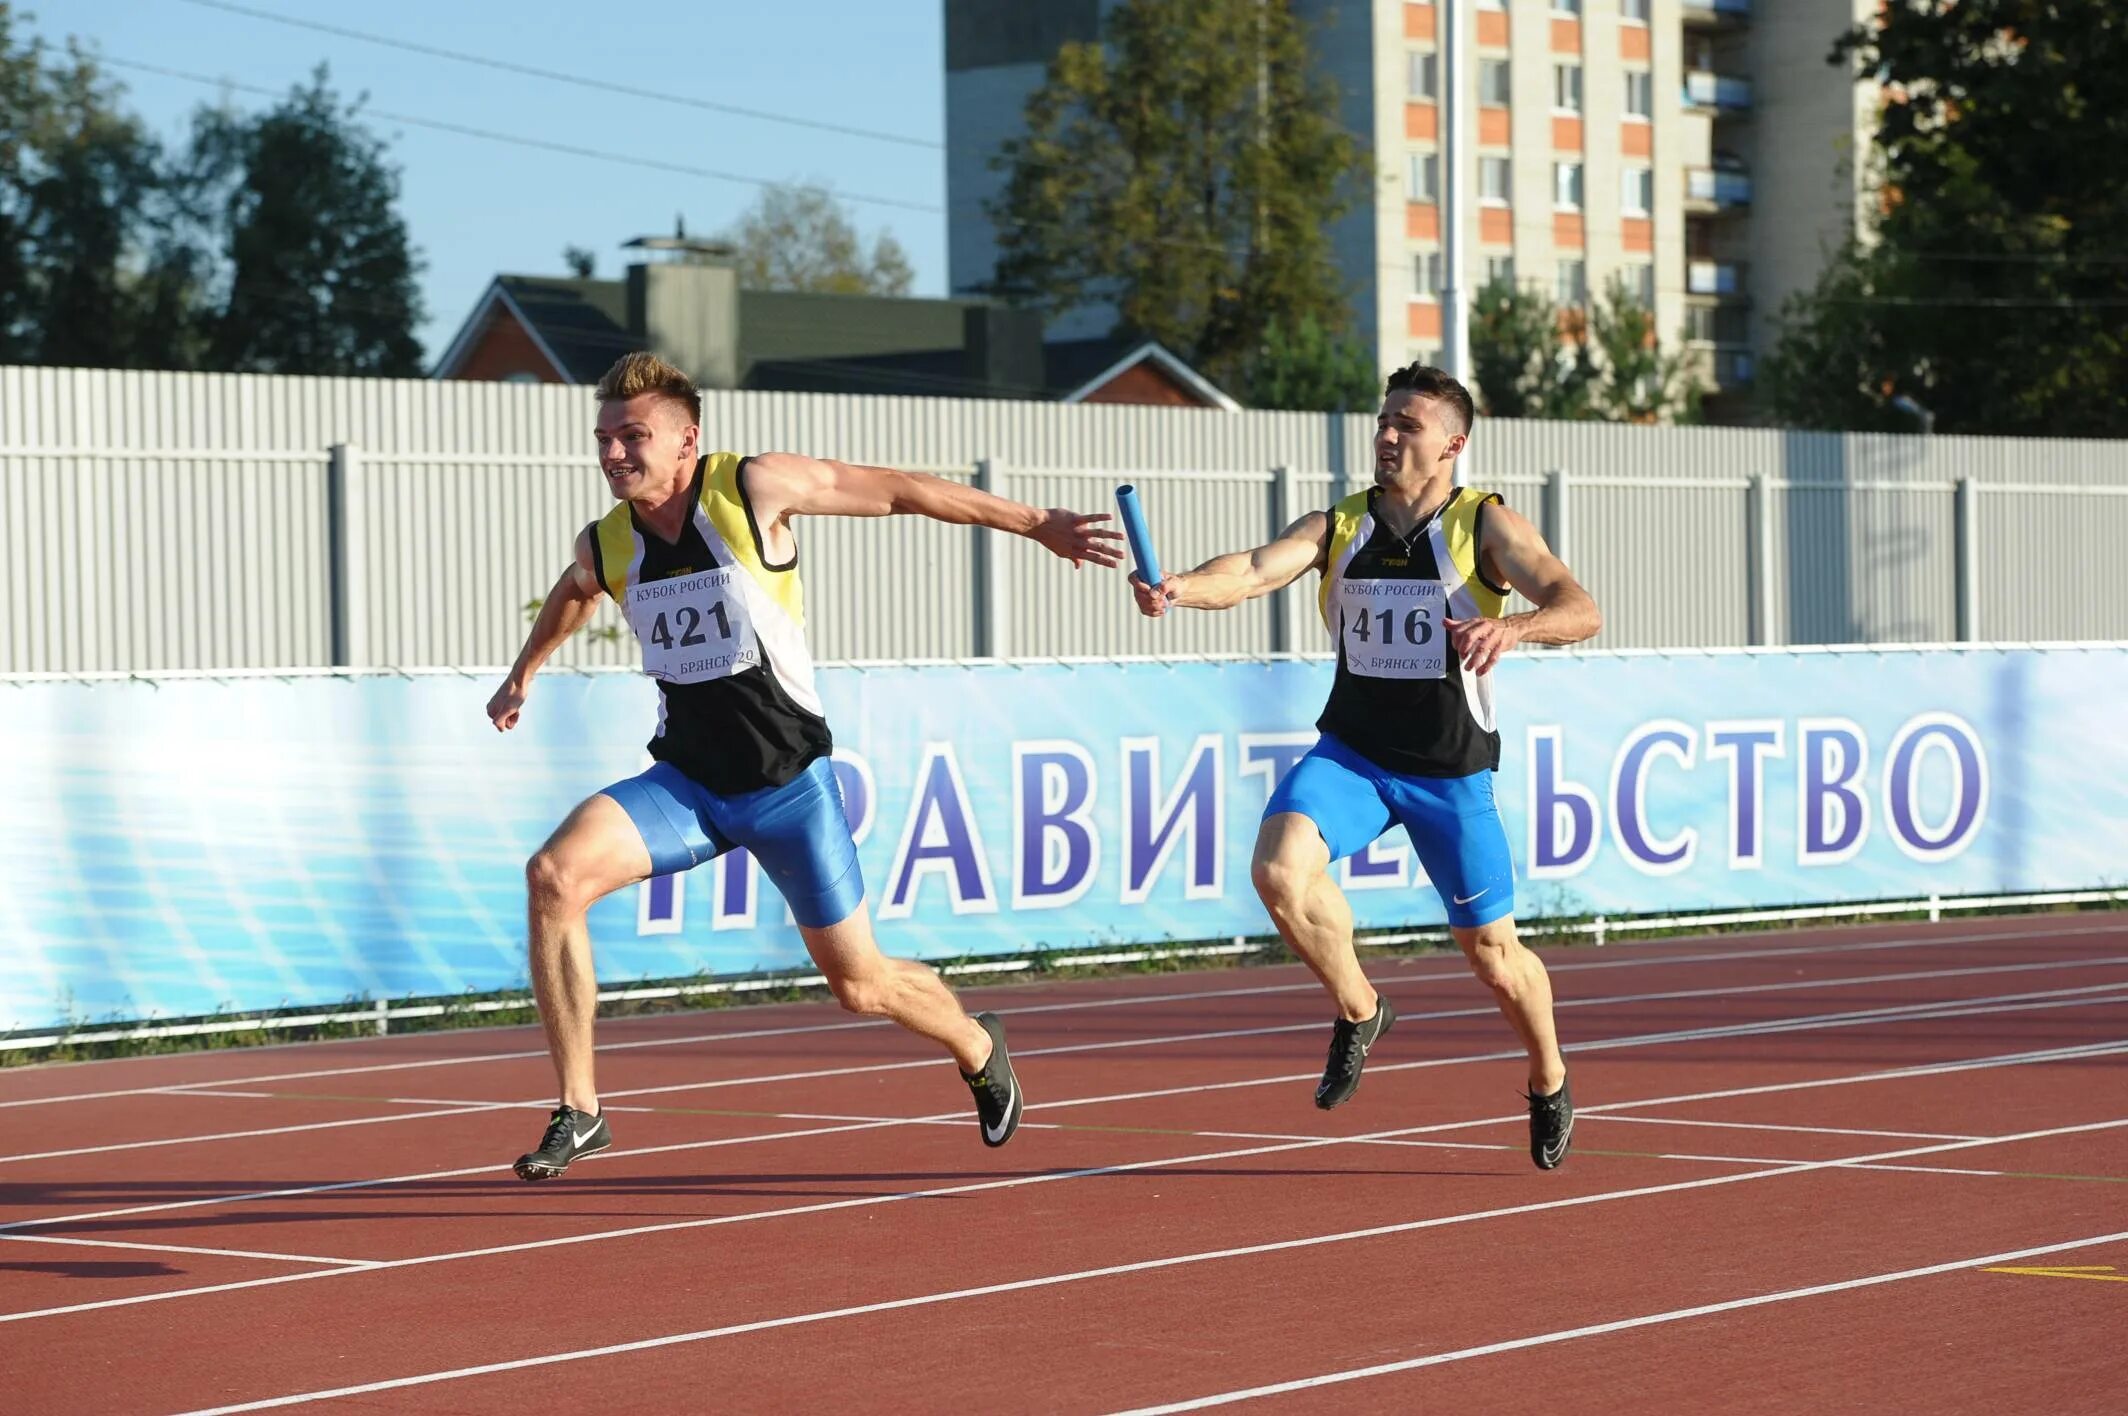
left=1453, top=888, right=1490, bottom=905
left=983, top=1081, right=1017, bottom=1144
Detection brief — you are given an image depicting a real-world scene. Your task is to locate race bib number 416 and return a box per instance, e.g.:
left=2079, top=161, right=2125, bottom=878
left=1337, top=579, right=1448, bottom=680
left=629, top=568, right=759, bottom=684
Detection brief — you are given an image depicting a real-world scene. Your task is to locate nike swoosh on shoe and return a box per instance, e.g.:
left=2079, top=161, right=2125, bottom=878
left=982, top=1081, right=1017, bottom=1144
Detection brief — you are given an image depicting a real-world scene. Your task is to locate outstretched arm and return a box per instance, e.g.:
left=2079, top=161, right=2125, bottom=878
left=1443, top=502, right=1602, bottom=674
left=488, top=528, right=606, bottom=731
left=1132, top=512, right=1331, bottom=616
left=742, top=451, right=1124, bottom=569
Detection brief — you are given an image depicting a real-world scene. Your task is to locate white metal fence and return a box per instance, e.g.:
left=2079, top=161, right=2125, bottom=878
left=4, top=365, right=2126, bottom=672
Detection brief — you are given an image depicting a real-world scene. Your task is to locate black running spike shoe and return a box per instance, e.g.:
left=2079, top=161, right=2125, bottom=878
left=513, top=1104, right=611, bottom=1181
left=1314, top=997, right=1397, bottom=1110
left=1527, top=1074, right=1574, bottom=1170
left=962, top=1012, right=1024, bottom=1148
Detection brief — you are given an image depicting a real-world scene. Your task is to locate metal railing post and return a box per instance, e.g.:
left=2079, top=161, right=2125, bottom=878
left=326, top=442, right=366, bottom=668
left=972, top=458, right=1006, bottom=659
left=1747, top=472, right=1774, bottom=646
left=1270, top=464, right=1297, bottom=653
left=1954, top=476, right=1978, bottom=642
left=1543, top=467, right=1570, bottom=564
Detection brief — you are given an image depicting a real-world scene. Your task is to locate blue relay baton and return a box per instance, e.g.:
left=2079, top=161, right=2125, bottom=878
left=1115, top=484, right=1163, bottom=591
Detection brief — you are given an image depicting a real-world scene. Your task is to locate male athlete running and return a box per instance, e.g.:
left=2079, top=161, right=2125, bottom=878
left=490, top=352, right=1123, bottom=1179
left=1130, top=364, right=1600, bottom=1168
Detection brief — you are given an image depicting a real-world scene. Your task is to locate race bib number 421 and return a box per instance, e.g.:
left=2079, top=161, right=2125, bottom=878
left=1337, top=579, right=1448, bottom=680
left=630, top=568, right=759, bottom=683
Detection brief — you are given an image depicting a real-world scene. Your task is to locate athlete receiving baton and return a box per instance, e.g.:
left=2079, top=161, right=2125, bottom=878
left=1127, top=365, right=1601, bottom=1168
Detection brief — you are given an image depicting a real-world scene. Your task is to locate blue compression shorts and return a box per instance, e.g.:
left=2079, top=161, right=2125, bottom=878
left=601, top=757, right=865, bottom=929
left=1264, top=733, right=1516, bottom=929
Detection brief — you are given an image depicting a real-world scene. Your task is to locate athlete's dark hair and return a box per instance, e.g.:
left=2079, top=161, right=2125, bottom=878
left=1382, top=364, right=1474, bottom=438
left=595, top=351, right=702, bottom=427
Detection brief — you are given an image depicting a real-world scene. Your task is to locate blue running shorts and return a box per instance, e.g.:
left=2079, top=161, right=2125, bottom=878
left=601, top=757, right=864, bottom=929
left=1264, top=732, right=1516, bottom=928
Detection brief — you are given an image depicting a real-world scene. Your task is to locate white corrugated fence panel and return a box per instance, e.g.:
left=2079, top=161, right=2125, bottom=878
left=6, top=366, right=2127, bottom=671
left=1976, top=483, right=2128, bottom=642
left=798, top=468, right=980, bottom=662
left=1001, top=468, right=1280, bottom=658
left=0, top=449, right=330, bottom=672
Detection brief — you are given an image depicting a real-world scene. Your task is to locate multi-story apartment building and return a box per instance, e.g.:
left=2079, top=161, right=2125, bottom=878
left=945, top=0, right=1874, bottom=414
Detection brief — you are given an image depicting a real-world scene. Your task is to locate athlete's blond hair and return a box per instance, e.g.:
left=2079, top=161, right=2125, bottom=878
left=594, top=351, right=701, bottom=426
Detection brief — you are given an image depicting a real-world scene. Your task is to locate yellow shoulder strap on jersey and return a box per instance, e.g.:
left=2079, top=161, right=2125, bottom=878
left=698, top=452, right=804, bottom=622
left=592, top=502, right=636, bottom=602
left=1317, top=489, right=1372, bottom=628
left=1442, top=489, right=1507, bottom=618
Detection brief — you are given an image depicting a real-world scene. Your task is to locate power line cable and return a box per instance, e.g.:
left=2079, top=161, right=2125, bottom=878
left=1900, top=251, right=2128, bottom=266
left=170, top=0, right=942, bottom=151
left=97, top=52, right=1440, bottom=284
left=1821, top=295, right=2128, bottom=308
left=160, top=0, right=2128, bottom=282
left=97, top=42, right=1752, bottom=293
left=97, top=55, right=942, bottom=216
left=91, top=44, right=1526, bottom=282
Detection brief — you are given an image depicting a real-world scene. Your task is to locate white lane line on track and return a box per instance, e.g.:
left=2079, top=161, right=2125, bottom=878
left=6, top=1045, right=2126, bottom=1328
left=33, top=948, right=2117, bottom=1137
left=152, top=1136, right=2128, bottom=1414
left=7, top=974, right=2124, bottom=1165
left=9, top=918, right=2118, bottom=1109
left=1025, top=987, right=2128, bottom=1114
left=0, top=1103, right=519, bottom=1165
left=156, top=1090, right=282, bottom=1099
left=0, top=1116, right=929, bottom=1237
left=1036, top=1127, right=2048, bottom=1179
left=1584, top=1116, right=1984, bottom=1142
left=5, top=996, right=2125, bottom=1238
left=587, top=970, right=2128, bottom=1105
left=0, top=1233, right=379, bottom=1267
left=1106, top=1227, right=2128, bottom=1414
left=1580, top=1037, right=2128, bottom=1113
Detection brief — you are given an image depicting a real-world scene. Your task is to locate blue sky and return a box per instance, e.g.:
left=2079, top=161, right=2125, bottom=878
left=31, top=0, right=950, bottom=362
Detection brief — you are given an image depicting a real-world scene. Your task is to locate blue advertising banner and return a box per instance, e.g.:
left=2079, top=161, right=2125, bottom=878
left=4, top=646, right=2123, bottom=1030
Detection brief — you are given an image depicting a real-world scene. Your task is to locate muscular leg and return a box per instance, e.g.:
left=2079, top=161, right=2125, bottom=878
left=1453, top=917, right=1566, bottom=1094
left=524, top=793, right=653, bottom=1113
left=799, top=901, right=991, bottom=1073
left=1251, top=813, right=1378, bottom=1022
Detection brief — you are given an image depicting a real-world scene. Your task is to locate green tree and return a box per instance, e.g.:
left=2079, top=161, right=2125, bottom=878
left=1769, top=4, right=2128, bottom=435
left=29, top=50, right=168, bottom=367
left=188, top=68, right=424, bottom=376
left=723, top=181, right=913, bottom=296
left=0, top=9, right=69, bottom=364
left=985, top=0, right=1370, bottom=391
left=1471, top=276, right=1697, bottom=423
left=1469, top=278, right=1593, bottom=421
left=1472, top=277, right=1566, bottom=419
left=1244, top=314, right=1377, bottom=411
left=0, top=10, right=34, bottom=360
left=0, top=9, right=200, bottom=368
left=1760, top=242, right=1917, bottom=434
left=1585, top=276, right=1700, bottom=424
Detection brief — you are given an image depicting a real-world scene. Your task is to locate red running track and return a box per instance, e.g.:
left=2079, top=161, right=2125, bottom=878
left=3, top=914, right=2125, bottom=1414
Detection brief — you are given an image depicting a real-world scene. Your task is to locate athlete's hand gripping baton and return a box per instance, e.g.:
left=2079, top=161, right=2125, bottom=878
left=1115, top=484, right=1162, bottom=592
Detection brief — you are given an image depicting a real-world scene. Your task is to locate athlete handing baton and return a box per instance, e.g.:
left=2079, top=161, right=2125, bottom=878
left=490, top=352, right=1124, bottom=1180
